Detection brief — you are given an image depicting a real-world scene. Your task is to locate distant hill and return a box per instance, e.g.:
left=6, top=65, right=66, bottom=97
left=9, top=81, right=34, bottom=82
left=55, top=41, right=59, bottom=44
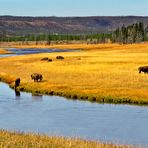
left=1, top=16, right=148, bottom=35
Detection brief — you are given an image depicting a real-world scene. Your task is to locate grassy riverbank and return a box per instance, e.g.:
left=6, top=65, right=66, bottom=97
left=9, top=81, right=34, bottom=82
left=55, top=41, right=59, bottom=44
left=0, top=130, right=129, bottom=148
left=0, top=48, right=11, bottom=54
left=0, top=43, right=148, bottom=105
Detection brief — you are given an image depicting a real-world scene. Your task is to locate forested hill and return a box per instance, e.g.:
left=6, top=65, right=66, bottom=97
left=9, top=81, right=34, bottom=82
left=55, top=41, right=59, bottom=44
left=1, top=16, right=148, bottom=35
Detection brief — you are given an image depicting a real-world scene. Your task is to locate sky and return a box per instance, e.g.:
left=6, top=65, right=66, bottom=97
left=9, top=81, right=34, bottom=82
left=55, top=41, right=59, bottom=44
left=0, top=0, right=148, bottom=17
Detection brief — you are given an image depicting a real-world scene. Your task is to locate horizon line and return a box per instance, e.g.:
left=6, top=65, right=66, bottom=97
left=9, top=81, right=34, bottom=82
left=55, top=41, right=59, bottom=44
left=1, top=15, right=148, bottom=18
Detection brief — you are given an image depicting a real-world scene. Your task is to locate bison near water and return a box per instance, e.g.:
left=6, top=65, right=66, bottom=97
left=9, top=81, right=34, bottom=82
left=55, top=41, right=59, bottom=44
left=15, top=78, right=20, bottom=89
left=31, top=73, right=43, bottom=82
left=138, top=66, right=148, bottom=74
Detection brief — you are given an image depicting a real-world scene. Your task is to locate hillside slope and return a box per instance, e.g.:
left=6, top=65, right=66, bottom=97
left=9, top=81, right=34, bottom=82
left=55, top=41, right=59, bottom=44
left=1, top=16, right=148, bottom=35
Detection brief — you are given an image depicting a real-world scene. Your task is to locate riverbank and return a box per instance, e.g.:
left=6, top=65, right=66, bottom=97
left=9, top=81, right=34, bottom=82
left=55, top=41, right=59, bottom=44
left=0, top=48, right=12, bottom=54
left=0, top=130, right=128, bottom=148
left=0, top=41, right=144, bottom=50
left=1, top=43, right=148, bottom=105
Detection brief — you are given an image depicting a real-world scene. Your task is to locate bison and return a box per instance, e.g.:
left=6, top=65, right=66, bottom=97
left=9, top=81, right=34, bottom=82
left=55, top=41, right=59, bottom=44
left=41, top=57, right=48, bottom=61
left=56, top=56, right=64, bottom=60
left=48, top=59, right=53, bottom=62
left=138, top=66, right=148, bottom=74
left=15, top=78, right=20, bottom=89
left=31, top=73, right=43, bottom=82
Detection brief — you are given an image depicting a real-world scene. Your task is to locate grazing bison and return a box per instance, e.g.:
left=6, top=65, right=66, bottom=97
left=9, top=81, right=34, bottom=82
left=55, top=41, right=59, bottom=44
left=31, top=73, right=43, bottom=82
left=56, top=56, right=64, bottom=60
left=41, top=57, right=48, bottom=61
left=15, top=78, right=20, bottom=89
left=48, top=59, right=52, bottom=62
left=138, top=66, right=148, bottom=74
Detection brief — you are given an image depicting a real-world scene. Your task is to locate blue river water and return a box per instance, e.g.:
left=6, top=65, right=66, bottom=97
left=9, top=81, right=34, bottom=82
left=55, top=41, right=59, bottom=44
left=0, top=48, right=77, bottom=57
left=0, top=82, right=148, bottom=147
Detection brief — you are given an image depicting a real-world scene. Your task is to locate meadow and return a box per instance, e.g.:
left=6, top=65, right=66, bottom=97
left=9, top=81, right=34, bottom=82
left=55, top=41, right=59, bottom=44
left=0, top=43, right=148, bottom=105
left=0, top=130, right=129, bottom=148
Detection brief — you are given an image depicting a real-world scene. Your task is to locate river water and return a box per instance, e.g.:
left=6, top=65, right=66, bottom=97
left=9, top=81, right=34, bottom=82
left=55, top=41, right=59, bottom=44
left=0, top=48, right=76, bottom=57
left=0, top=82, right=148, bottom=146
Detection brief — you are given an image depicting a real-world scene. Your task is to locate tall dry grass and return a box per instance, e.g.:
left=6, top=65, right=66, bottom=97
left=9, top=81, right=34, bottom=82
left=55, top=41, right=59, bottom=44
left=0, top=130, right=130, bottom=148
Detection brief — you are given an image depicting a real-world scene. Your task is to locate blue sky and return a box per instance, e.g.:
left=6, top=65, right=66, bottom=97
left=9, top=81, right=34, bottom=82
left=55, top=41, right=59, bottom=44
left=0, top=0, right=148, bottom=16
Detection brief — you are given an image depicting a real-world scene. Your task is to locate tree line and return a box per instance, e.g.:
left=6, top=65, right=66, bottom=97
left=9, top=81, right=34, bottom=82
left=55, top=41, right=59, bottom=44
left=0, top=33, right=112, bottom=44
left=1, top=22, right=148, bottom=44
left=112, top=22, right=148, bottom=44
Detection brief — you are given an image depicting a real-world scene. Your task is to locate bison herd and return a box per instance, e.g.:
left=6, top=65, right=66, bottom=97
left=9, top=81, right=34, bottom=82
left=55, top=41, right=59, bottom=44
left=13, top=53, right=148, bottom=94
left=14, top=55, right=65, bottom=88
left=29, top=66, right=148, bottom=83
left=15, top=73, right=42, bottom=88
left=41, top=56, right=64, bottom=62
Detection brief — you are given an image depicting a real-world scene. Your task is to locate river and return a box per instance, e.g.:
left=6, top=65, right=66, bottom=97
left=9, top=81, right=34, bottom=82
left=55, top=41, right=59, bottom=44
left=0, top=82, right=148, bottom=146
left=0, top=48, right=77, bottom=57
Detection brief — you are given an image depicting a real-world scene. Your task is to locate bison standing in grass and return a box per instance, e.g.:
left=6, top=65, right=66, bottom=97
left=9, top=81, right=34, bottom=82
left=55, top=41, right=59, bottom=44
left=138, top=66, right=148, bottom=74
left=56, top=56, right=64, bottom=60
left=31, top=73, right=43, bottom=82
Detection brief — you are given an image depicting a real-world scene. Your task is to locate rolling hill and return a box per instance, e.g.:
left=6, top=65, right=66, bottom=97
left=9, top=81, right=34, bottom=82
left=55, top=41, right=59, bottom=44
left=1, top=16, right=148, bottom=35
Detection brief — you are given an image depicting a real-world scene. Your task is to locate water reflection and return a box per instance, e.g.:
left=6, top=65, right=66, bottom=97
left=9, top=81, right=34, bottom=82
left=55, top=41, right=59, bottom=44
left=15, top=89, right=20, bottom=97
left=14, top=90, right=43, bottom=102
left=32, top=94, right=43, bottom=102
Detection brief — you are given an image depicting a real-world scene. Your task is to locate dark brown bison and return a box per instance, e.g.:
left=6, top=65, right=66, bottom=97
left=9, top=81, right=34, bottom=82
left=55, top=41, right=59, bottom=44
left=48, top=59, right=52, bottom=62
left=15, top=78, right=20, bottom=89
left=41, top=57, right=48, bottom=61
left=31, top=73, right=43, bottom=82
left=56, top=56, right=64, bottom=60
left=138, top=66, right=148, bottom=74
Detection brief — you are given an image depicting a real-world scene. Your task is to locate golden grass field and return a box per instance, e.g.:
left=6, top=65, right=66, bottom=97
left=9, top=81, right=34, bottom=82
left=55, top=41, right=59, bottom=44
left=1, top=43, right=148, bottom=105
left=0, top=130, right=129, bottom=148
